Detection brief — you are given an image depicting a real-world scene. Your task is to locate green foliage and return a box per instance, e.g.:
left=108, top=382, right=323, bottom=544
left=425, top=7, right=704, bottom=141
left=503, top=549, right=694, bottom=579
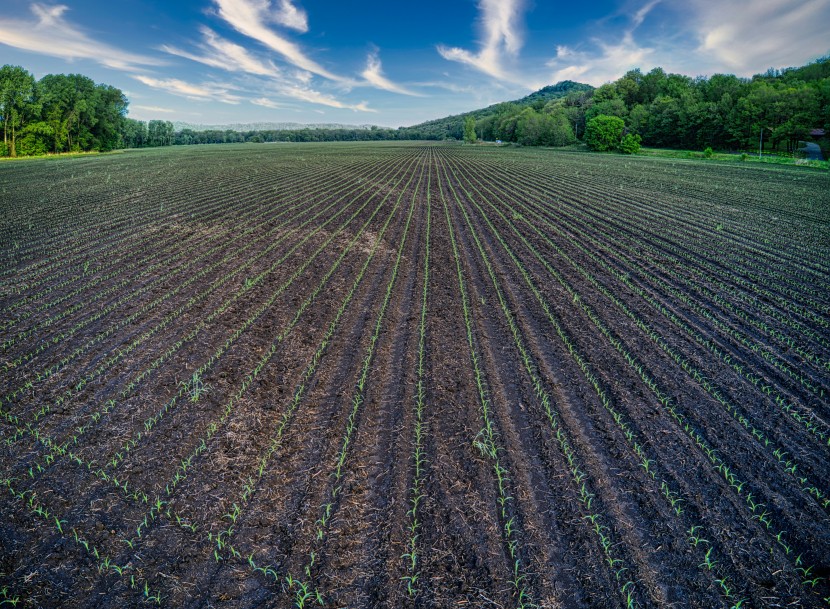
left=1, top=66, right=127, bottom=156
left=401, top=80, right=592, bottom=142
left=0, top=65, right=36, bottom=157
left=6, top=54, right=829, bottom=155
left=17, top=121, right=53, bottom=156
left=704, top=146, right=714, bottom=158
left=464, top=115, right=476, bottom=143
left=585, top=115, right=625, bottom=151
left=400, top=56, right=830, bottom=153
left=620, top=133, right=642, bottom=154
left=148, top=120, right=175, bottom=147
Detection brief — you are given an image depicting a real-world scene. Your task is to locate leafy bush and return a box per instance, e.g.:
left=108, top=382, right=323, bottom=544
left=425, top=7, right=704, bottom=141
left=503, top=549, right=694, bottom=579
left=585, top=115, right=625, bottom=152
left=620, top=133, right=642, bottom=154
left=703, top=147, right=714, bottom=158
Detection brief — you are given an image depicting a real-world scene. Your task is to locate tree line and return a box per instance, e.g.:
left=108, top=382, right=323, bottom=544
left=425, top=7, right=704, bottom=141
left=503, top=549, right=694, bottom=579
left=2, top=57, right=828, bottom=157
left=0, top=66, right=128, bottom=157
left=408, top=58, right=830, bottom=154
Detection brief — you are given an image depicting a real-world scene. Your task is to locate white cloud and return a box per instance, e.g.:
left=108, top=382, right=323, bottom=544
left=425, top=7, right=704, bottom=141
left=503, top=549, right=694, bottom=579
left=132, top=105, right=175, bottom=113
left=273, top=0, right=308, bottom=32
left=685, top=0, right=830, bottom=74
left=279, top=86, right=375, bottom=111
left=132, top=75, right=243, bottom=104
left=0, top=3, right=161, bottom=71
left=212, top=0, right=345, bottom=82
left=437, top=0, right=525, bottom=80
left=632, top=0, right=661, bottom=28
left=546, top=35, right=653, bottom=86
left=543, top=2, right=656, bottom=86
left=547, top=0, right=830, bottom=87
left=361, top=49, right=421, bottom=96
left=161, top=27, right=281, bottom=77
left=251, top=97, right=288, bottom=109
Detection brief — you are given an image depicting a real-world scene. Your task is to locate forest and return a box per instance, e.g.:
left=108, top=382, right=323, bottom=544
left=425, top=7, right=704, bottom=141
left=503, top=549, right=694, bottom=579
left=406, top=59, right=830, bottom=154
left=1, top=58, right=828, bottom=157
left=0, top=67, right=127, bottom=157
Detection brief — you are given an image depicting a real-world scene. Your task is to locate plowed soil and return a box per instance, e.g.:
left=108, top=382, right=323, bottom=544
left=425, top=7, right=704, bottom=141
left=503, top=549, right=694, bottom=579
left=1, top=142, right=829, bottom=609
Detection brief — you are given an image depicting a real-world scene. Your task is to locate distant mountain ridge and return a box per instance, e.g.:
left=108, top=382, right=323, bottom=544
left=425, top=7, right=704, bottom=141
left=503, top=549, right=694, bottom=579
left=170, top=82, right=594, bottom=135
left=172, top=121, right=377, bottom=132
left=399, top=80, right=593, bottom=139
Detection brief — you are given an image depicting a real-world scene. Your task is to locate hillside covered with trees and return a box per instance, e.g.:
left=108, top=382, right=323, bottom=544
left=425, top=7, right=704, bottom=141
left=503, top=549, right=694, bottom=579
left=1, top=57, right=828, bottom=157
left=404, top=58, right=830, bottom=154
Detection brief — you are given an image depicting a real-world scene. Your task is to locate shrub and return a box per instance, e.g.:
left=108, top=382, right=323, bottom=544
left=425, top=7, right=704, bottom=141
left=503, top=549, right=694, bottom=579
left=620, top=133, right=642, bottom=154
left=585, top=115, right=625, bottom=152
left=703, top=147, right=714, bottom=158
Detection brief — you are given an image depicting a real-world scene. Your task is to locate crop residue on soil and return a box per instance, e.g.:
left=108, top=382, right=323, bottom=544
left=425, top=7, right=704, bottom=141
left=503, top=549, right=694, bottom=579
left=1, top=142, right=829, bottom=609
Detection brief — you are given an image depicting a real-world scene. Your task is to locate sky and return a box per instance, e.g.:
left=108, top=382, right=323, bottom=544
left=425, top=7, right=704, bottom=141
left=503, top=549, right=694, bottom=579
left=1, top=0, right=829, bottom=127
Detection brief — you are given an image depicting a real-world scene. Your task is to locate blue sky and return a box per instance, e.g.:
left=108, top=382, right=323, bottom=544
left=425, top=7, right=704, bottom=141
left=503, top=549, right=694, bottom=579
left=2, top=0, right=829, bottom=127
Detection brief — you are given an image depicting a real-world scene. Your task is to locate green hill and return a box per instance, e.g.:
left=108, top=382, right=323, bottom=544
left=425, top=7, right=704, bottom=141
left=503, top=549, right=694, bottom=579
left=400, top=80, right=593, bottom=140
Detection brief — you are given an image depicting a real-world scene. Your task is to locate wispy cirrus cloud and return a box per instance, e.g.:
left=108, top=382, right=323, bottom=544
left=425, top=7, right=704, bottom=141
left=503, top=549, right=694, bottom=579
left=276, top=86, right=374, bottom=111
left=132, top=75, right=243, bottom=104
left=361, top=49, right=421, bottom=96
left=132, top=104, right=175, bottom=113
left=0, top=3, right=161, bottom=71
left=273, top=0, right=308, bottom=32
left=212, top=0, right=345, bottom=82
left=252, top=84, right=374, bottom=112
left=160, top=26, right=281, bottom=77
left=545, top=36, right=653, bottom=86
left=544, top=1, right=656, bottom=86
left=437, top=0, right=525, bottom=80
left=545, top=0, right=830, bottom=87
left=251, top=97, right=285, bottom=109
left=685, top=0, right=830, bottom=74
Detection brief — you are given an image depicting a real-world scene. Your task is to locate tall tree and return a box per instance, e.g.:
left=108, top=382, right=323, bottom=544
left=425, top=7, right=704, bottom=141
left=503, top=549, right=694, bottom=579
left=464, top=115, right=476, bottom=143
left=0, top=65, right=36, bottom=157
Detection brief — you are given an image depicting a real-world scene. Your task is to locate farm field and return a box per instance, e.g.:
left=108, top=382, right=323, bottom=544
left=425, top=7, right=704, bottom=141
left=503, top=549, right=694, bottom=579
left=1, top=142, right=829, bottom=608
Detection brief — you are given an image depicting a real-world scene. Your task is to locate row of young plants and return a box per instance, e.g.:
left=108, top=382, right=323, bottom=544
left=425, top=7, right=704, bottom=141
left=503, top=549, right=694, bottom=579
left=2, top=149, right=402, bottom=404
left=464, top=153, right=830, bottom=440
left=436, top=152, right=642, bottom=608
left=288, top=154, right=425, bottom=607
left=401, top=155, right=431, bottom=599
left=437, top=150, right=764, bottom=608
left=453, top=157, right=830, bottom=507
left=441, top=150, right=827, bottom=604
left=17, top=152, right=424, bottom=605
left=436, top=156, right=534, bottom=608
left=0, top=150, right=371, bottom=332
left=457, top=152, right=830, bottom=399
left=7, top=150, right=421, bottom=490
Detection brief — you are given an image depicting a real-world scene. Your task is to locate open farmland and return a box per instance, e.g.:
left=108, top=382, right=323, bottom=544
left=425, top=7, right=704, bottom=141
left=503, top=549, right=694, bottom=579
left=1, top=142, right=829, bottom=608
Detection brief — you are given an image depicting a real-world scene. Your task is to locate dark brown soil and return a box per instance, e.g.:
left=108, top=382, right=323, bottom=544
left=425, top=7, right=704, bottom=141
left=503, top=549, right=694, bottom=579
left=1, top=143, right=828, bottom=609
